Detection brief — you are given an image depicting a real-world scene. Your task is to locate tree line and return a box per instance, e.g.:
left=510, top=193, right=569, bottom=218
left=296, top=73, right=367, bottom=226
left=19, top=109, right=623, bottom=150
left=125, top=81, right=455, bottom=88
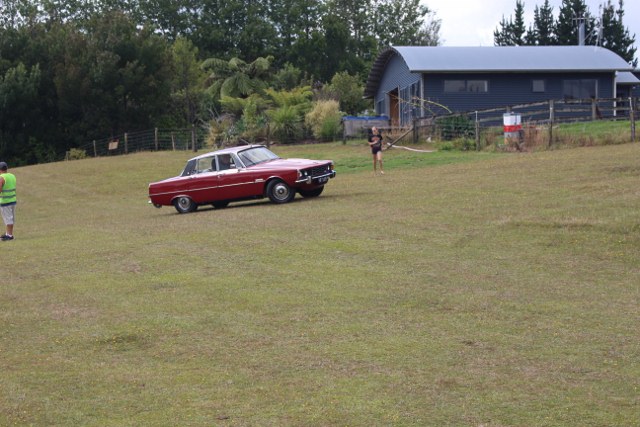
left=1, top=1, right=637, bottom=165
left=494, top=0, right=637, bottom=66
left=0, top=0, right=440, bottom=165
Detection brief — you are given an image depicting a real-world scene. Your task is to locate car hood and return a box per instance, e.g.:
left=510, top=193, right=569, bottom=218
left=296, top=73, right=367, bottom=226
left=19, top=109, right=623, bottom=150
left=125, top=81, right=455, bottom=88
left=250, top=158, right=330, bottom=170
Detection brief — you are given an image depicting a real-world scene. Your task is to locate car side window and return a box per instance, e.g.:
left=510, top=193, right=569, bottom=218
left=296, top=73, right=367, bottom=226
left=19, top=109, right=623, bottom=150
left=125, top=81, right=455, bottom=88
left=181, top=160, right=196, bottom=176
left=217, top=154, right=235, bottom=171
left=195, top=156, right=215, bottom=173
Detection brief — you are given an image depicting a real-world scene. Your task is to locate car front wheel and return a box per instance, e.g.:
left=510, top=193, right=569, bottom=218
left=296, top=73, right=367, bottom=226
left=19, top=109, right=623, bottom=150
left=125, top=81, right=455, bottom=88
left=174, top=196, right=197, bottom=213
left=266, top=179, right=295, bottom=204
left=298, top=186, right=324, bottom=198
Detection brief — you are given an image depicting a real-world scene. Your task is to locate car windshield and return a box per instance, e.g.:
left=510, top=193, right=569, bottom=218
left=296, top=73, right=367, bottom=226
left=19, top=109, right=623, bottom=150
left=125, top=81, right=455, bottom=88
left=237, top=146, right=280, bottom=167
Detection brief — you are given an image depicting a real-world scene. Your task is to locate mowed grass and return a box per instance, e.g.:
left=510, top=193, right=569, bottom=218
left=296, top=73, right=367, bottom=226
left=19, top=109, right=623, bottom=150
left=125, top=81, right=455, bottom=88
left=1, top=142, right=638, bottom=426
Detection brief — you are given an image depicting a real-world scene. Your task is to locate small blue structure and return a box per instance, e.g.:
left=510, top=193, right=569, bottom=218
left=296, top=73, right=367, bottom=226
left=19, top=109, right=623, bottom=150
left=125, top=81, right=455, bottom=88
left=364, top=46, right=635, bottom=125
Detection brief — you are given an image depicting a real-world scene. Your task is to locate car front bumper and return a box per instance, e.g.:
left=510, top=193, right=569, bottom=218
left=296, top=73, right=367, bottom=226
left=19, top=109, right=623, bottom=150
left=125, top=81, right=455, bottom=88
left=295, top=170, right=336, bottom=185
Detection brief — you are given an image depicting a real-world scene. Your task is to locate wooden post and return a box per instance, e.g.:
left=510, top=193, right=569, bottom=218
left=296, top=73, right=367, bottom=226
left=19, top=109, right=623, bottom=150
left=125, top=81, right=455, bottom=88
left=93, top=140, right=97, bottom=157
left=548, top=100, right=554, bottom=148
left=124, top=133, right=128, bottom=154
left=591, top=98, right=597, bottom=121
left=192, top=124, right=196, bottom=152
left=630, top=97, right=636, bottom=142
left=475, top=112, right=480, bottom=151
left=171, top=132, right=176, bottom=151
left=342, top=120, right=346, bottom=145
left=413, top=117, right=418, bottom=144
left=154, top=127, right=158, bottom=151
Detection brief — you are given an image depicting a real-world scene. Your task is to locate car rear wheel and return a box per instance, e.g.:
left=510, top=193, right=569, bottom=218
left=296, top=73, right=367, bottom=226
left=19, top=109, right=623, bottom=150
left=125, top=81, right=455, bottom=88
left=174, top=196, right=197, bottom=213
left=266, top=179, right=295, bottom=204
left=298, top=186, right=324, bottom=198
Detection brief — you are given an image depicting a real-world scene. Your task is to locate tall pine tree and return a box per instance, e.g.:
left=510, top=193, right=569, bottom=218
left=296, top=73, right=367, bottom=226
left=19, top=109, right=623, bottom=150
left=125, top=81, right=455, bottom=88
left=555, top=0, right=595, bottom=45
left=599, top=0, right=637, bottom=67
left=493, top=0, right=527, bottom=46
left=525, top=0, right=556, bottom=45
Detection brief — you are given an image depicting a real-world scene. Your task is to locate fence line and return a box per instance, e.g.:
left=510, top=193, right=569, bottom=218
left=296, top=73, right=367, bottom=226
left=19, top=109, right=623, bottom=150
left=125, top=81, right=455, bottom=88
left=405, top=97, right=639, bottom=151
left=73, top=126, right=208, bottom=158
left=73, top=97, right=638, bottom=160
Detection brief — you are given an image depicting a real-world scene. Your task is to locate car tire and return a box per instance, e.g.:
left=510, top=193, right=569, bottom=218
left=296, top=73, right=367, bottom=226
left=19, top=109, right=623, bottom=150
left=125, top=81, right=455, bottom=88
left=174, top=196, right=197, bottom=213
left=298, top=186, right=324, bottom=198
left=266, top=179, right=295, bottom=204
left=212, top=201, right=229, bottom=209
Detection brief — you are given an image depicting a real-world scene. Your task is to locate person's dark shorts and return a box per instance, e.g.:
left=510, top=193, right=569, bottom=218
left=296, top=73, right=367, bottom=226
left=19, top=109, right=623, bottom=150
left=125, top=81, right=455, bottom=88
left=371, top=144, right=382, bottom=155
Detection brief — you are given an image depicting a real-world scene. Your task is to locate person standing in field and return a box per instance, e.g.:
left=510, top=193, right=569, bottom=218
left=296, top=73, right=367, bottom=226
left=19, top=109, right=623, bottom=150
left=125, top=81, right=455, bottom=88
left=368, top=126, right=384, bottom=174
left=0, top=162, right=17, bottom=241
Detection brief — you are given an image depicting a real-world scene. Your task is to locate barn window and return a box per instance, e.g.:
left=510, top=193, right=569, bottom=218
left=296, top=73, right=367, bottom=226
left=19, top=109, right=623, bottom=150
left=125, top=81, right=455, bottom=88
left=467, top=80, right=488, bottom=93
left=444, top=80, right=466, bottom=92
left=444, top=80, right=488, bottom=93
left=563, top=79, right=597, bottom=100
left=532, top=79, right=546, bottom=93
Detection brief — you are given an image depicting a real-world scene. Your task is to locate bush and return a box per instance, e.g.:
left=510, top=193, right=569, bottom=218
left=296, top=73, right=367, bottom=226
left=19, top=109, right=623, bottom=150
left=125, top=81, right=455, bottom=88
left=66, top=148, right=87, bottom=160
left=268, top=106, right=303, bottom=144
left=452, top=138, right=476, bottom=151
left=437, top=115, right=474, bottom=141
left=305, top=100, right=344, bottom=141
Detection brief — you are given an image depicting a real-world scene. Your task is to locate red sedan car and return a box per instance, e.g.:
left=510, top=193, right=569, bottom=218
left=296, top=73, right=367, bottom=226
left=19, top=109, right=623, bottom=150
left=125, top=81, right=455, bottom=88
left=148, top=145, right=336, bottom=213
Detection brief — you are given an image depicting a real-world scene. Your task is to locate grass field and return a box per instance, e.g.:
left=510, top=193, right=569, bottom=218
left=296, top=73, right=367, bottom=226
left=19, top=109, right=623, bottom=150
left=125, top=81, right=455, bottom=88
left=1, top=142, right=639, bottom=426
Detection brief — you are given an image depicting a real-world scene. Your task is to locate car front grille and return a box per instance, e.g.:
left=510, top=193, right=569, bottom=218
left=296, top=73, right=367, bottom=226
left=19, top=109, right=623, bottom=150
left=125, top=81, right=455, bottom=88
left=309, top=165, right=330, bottom=177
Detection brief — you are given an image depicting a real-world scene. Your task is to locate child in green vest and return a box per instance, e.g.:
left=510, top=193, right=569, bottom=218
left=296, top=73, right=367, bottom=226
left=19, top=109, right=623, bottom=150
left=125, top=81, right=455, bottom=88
left=0, top=161, right=16, bottom=241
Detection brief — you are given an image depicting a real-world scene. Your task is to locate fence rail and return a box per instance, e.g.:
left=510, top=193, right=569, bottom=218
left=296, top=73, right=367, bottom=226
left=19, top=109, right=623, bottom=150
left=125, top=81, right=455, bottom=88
left=404, top=97, right=639, bottom=150
left=73, top=97, right=638, bottom=160
left=73, top=126, right=208, bottom=159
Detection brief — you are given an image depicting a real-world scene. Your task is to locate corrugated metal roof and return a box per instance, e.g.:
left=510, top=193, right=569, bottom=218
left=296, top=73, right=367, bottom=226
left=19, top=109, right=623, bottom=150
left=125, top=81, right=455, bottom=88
left=617, top=71, right=640, bottom=85
left=365, top=46, right=634, bottom=98
left=394, top=46, right=633, bottom=72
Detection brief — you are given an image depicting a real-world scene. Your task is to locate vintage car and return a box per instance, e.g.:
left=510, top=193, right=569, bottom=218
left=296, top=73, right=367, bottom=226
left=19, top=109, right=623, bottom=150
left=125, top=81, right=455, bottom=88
left=148, top=145, right=336, bottom=213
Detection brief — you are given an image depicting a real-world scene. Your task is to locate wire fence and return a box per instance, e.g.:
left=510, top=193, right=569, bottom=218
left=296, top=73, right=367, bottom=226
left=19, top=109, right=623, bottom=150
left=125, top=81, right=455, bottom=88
left=401, top=97, right=639, bottom=151
left=71, top=127, right=209, bottom=159
left=71, top=97, right=638, bottom=160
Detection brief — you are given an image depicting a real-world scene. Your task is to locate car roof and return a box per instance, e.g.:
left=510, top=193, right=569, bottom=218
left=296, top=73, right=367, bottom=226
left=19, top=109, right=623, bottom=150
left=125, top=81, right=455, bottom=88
left=188, top=144, right=266, bottom=161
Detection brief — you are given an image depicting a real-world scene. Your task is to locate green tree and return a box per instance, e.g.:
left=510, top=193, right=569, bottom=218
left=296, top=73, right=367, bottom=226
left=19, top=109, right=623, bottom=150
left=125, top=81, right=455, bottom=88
left=328, top=71, right=370, bottom=115
left=493, top=0, right=527, bottom=46
left=524, top=0, right=556, bottom=45
left=416, top=10, right=442, bottom=46
left=599, top=0, right=637, bottom=67
left=556, top=0, right=595, bottom=45
left=201, top=55, right=274, bottom=100
left=170, top=37, right=206, bottom=126
left=375, top=0, right=431, bottom=47
left=0, top=63, right=42, bottom=163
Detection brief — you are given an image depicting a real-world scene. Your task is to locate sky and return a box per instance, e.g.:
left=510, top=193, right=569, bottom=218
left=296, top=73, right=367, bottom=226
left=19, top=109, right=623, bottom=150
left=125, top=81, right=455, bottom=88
left=425, top=0, right=639, bottom=60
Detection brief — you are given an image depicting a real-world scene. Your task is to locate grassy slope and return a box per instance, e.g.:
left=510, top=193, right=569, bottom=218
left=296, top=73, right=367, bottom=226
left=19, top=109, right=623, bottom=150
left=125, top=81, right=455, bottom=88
left=1, top=142, right=638, bottom=426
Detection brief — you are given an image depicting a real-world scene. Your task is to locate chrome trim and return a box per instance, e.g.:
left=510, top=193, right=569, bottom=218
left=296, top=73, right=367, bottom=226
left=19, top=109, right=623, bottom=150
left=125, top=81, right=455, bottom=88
left=295, top=171, right=334, bottom=183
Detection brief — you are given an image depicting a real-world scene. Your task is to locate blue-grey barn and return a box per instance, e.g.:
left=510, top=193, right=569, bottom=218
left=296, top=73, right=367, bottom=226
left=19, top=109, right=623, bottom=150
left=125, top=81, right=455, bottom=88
left=364, top=46, right=637, bottom=126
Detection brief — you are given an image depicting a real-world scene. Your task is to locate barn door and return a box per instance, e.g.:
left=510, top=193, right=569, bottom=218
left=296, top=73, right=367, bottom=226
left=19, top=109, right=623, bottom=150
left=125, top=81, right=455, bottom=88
left=388, top=89, right=399, bottom=127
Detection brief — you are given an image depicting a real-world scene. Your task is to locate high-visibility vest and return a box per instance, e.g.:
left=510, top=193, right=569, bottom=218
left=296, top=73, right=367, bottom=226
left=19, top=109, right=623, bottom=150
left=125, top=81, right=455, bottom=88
left=0, top=173, right=16, bottom=205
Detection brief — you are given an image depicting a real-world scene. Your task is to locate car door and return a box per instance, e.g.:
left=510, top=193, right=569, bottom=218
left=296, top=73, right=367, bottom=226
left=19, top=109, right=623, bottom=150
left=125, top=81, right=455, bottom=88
left=215, top=153, right=261, bottom=200
left=187, top=155, right=221, bottom=203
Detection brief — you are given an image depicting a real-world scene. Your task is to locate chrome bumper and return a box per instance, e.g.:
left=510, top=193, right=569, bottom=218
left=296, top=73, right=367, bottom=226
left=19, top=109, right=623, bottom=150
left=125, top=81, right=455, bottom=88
left=295, top=170, right=336, bottom=184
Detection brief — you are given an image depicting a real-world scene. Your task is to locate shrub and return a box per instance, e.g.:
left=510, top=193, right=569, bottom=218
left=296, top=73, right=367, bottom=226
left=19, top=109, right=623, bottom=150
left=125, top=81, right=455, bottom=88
left=452, top=138, right=476, bottom=151
left=66, top=148, right=87, bottom=160
left=437, top=115, right=474, bottom=141
left=305, top=100, right=344, bottom=141
left=268, top=106, right=303, bottom=144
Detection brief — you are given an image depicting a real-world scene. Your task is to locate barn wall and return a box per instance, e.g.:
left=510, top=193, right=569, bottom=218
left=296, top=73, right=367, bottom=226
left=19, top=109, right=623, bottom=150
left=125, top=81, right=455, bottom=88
left=422, top=72, right=616, bottom=114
